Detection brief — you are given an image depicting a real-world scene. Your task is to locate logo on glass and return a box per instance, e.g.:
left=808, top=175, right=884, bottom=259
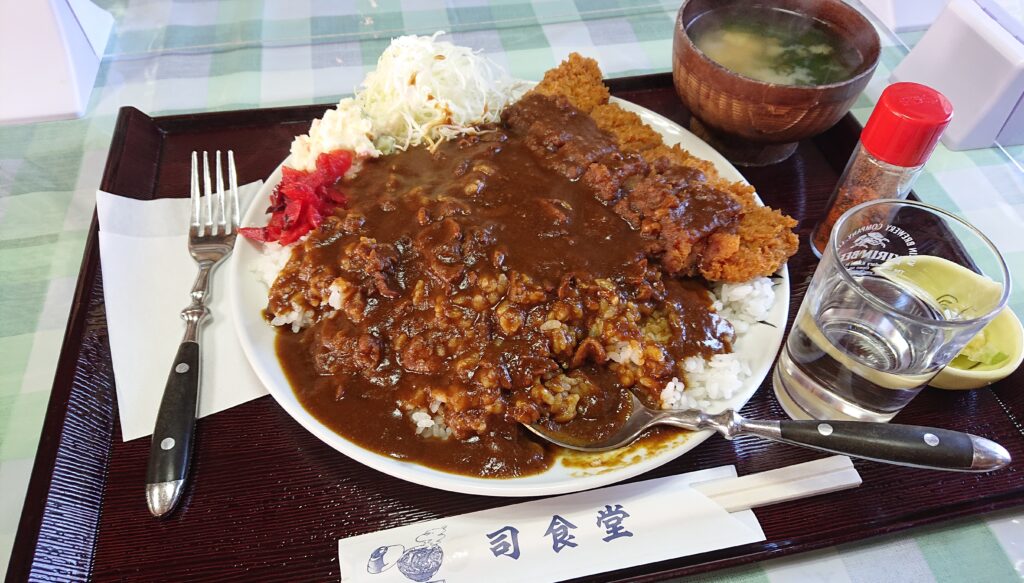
left=838, top=222, right=917, bottom=274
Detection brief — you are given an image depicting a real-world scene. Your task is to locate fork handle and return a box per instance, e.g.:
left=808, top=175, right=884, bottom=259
left=737, top=418, right=1011, bottom=473
left=775, top=420, right=1010, bottom=472
left=146, top=341, right=200, bottom=517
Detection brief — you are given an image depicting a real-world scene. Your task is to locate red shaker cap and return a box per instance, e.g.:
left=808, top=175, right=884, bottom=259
left=860, top=82, right=953, bottom=167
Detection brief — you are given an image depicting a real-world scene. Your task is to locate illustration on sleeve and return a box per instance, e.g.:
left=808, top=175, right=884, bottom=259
left=367, top=526, right=447, bottom=582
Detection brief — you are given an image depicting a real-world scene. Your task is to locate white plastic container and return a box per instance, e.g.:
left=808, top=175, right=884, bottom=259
left=0, top=0, right=113, bottom=125
left=891, top=0, right=1024, bottom=150
left=859, top=0, right=949, bottom=32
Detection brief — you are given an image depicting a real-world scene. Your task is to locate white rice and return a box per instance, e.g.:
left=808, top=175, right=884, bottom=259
left=659, top=276, right=776, bottom=411
left=327, top=286, right=342, bottom=310
left=713, top=278, right=778, bottom=335
left=252, top=242, right=291, bottom=289
left=269, top=302, right=313, bottom=333
left=409, top=400, right=453, bottom=439
left=606, top=340, right=644, bottom=366
left=252, top=242, right=321, bottom=333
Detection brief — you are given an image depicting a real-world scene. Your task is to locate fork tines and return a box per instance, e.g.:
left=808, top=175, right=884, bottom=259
left=190, top=150, right=240, bottom=236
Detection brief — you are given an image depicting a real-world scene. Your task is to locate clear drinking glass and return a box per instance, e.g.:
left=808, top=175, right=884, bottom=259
left=774, top=199, right=1010, bottom=422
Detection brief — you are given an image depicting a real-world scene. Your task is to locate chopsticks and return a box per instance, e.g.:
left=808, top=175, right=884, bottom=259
left=693, top=455, right=862, bottom=513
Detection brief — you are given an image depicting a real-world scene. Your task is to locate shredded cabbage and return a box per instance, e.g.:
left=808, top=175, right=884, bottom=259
left=954, top=328, right=1009, bottom=368
left=357, top=32, right=524, bottom=154
left=288, top=32, right=525, bottom=171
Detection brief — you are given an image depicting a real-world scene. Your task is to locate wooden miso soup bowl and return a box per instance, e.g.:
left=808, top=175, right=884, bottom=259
left=672, top=0, right=880, bottom=166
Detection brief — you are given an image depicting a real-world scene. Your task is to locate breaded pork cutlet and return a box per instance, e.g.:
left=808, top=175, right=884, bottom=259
left=590, top=104, right=664, bottom=153
left=531, top=53, right=609, bottom=114
left=526, top=53, right=798, bottom=282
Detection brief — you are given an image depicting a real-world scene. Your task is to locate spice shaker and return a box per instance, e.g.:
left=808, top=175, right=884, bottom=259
left=811, top=82, right=953, bottom=257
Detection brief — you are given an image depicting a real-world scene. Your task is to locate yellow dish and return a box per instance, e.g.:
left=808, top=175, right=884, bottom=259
left=870, top=255, right=1019, bottom=391
left=929, top=307, right=1024, bottom=390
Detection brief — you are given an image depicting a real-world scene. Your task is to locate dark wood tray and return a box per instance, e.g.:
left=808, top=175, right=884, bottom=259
left=10, top=73, right=1024, bottom=582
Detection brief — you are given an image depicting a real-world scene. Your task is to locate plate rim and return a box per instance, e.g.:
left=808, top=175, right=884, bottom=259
left=227, top=96, right=790, bottom=497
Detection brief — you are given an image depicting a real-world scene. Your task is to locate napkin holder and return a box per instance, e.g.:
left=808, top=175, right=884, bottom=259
left=891, top=0, right=1024, bottom=149
left=0, top=0, right=114, bottom=125
left=859, top=0, right=948, bottom=32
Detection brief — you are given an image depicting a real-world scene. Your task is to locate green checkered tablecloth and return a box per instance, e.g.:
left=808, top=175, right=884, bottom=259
left=3, top=0, right=1023, bottom=579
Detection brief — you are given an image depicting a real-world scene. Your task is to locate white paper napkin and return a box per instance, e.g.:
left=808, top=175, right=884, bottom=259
left=96, top=184, right=268, bottom=441
left=337, top=465, right=765, bottom=583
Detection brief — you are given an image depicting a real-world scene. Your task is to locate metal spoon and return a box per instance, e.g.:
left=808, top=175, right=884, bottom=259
left=524, top=392, right=1011, bottom=472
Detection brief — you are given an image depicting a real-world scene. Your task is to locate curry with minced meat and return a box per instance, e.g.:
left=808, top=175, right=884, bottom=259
left=271, top=94, right=744, bottom=477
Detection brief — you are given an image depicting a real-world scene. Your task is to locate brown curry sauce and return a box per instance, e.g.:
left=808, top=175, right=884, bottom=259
left=271, top=95, right=736, bottom=478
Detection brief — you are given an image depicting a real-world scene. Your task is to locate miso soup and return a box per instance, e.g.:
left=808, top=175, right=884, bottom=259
left=688, top=6, right=863, bottom=86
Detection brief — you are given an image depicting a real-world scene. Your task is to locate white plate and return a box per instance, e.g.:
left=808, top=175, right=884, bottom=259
left=227, top=97, right=790, bottom=497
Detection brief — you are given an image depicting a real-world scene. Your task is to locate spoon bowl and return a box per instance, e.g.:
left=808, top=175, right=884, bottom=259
left=524, top=392, right=732, bottom=452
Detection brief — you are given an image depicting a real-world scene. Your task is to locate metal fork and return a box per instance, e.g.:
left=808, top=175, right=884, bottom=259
left=146, top=150, right=240, bottom=518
